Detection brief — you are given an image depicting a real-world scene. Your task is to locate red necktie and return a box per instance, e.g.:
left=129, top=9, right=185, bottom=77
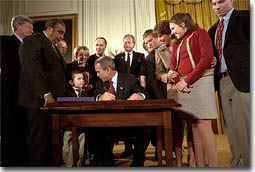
left=216, top=18, right=224, bottom=73
left=108, top=81, right=115, bottom=95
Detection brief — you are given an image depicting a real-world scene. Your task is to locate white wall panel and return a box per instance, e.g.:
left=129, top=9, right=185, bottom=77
left=24, top=0, right=78, bottom=17
left=1, top=0, right=156, bottom=57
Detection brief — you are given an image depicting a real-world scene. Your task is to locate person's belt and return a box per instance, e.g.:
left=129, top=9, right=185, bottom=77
left=220, top=71, right=229, bottom=78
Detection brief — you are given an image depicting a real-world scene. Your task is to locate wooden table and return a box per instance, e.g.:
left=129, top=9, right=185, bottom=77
left=41, top=99, right=181, bottom=167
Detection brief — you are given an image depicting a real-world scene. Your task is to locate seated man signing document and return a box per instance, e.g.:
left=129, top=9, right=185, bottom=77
left=92, top=56, right=151, bottom=167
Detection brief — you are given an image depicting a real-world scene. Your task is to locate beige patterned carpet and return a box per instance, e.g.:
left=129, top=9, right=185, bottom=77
left=113, top=134, right=232, bottom=167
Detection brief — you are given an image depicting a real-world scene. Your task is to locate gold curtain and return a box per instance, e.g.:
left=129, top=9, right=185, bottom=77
left=155, top=0, right=250, bottom=31
left=155, top=0, right=250, bottom=134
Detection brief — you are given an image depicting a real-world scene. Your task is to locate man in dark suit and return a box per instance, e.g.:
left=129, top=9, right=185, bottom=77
left=114, top=34, right=146, bottom=158
left=143, top=29, right=166, bottom=99
left=0, top=15, right=33, bottom=166
left=86, top=37, right=107, bottom=95
left=114, top=34, right=145, bottom=82
left=18, top=19, right=66, bottom=166
left=92, top=56, right=151, bottom=167
left=208, top=0, right=250, bottom=167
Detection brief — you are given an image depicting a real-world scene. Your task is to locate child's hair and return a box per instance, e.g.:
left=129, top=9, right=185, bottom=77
left=71, top=70, right=83, bottom=81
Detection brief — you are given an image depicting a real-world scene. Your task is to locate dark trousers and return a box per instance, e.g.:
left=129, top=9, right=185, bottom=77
left=25, top=109, right=52, bottom=166
left=1, top=105, right=26, bottom=166
left=91, top=127, right=151, bottom=166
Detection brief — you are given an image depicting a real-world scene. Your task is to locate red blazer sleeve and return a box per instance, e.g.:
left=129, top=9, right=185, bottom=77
left=185, top=29, right=213, bottom=84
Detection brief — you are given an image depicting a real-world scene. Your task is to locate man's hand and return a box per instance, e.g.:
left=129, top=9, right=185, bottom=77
left=127, top=93, right=144, bottom=100
left=167, top=70, right=179, bottom=82
left=44, top=93, right=55, bottom=106
left=98, top=92, right=116, bottom=101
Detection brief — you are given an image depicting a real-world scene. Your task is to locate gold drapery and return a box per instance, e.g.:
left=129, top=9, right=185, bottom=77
left=155, top=0, right=250, bottom=134
left=156, top=0, right=250, bottom=31
left=165, top=0, right=203, bottom=4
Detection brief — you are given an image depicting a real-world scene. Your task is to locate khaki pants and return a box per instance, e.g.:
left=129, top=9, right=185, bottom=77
left=219, top=76, right=250, bottom=167
left=62, top=130, right=85, bottom=167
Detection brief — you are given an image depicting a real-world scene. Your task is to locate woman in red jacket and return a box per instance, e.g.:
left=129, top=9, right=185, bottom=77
left=168, top=13, right=218, bottom=167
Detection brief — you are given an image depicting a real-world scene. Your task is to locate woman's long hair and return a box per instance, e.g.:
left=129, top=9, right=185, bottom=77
left=169, top=13, right=199, bottom=32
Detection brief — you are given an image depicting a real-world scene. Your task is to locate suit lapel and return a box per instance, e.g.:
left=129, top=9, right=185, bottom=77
left=162, top=47, right=171, bottom=70
left=53, top=44, right=67, bottom=72
left=130, top=51, right=137, bottom=73
left=224, top=10, right=236, bottom=50
left=11, top=34, right=21, bottom=47
left=120, top=52, right=128, bottom=72
left=102, top=81, right=110, bottom=94
left=116, top=74, right=125, bottom=99
left=40, top=33, right=66, bottom=70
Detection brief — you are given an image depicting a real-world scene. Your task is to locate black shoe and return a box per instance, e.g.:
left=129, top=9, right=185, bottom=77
left=120, top=150, right=133, bottom=158
left=130, top=161, right=144, bottom=167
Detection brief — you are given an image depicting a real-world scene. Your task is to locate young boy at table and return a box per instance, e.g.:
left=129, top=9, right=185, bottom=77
left=62, top=70, right=89, bottom=166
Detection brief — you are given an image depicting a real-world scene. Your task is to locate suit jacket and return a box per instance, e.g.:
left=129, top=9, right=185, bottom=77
left=65, top=87, right=89, bottom=97
left=94, top=73, right=147, bottom=100
left=208, top=10, right=250, bottom=93
left=114, top=51, right=145, bottom=80
left=18, top=33, right=67, bottom=109
left=155, top=46, right=171, bottom=84
left=1, top=35, right=21, bottom=107
left=144, top=50, right=166, bottom=99
left=85, top=54, right=101, bottom=95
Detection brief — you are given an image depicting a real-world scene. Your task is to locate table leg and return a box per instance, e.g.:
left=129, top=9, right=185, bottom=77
left=163, top=110, right=173, bottom=167
left=52, top=114, right=61, bottom=166
left=72, top=127, right=79, bottom=167
left=156, top=126, right=162, bottom=166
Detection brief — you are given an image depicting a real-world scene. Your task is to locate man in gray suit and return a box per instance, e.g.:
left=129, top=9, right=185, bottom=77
left=208, top=0, right=250, bottom=167
left=18, top=19, right=66, bottom=166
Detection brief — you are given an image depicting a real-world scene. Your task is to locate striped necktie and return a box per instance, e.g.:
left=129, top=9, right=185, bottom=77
left=108, top=81, right=115, bottom=95
left=216, top=18, right=224, bottom=73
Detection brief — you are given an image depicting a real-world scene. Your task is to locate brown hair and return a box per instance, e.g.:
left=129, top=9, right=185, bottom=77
left=96, top=37, right=107, bottom=45
left=142, top=29, right=158, bottom=40
left=71, top=70, right=83, bottom=81
left=154, top=20, right=171, bottom=37
left=169, top=13, right=199, bottom=32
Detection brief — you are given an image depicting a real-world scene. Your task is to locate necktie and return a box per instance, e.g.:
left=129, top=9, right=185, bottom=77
left=216, top=18, right=224, bottom=73
left=75, top=88, right=82, bottom=97
left=108, top=81, right=115, bottom=95
left=126, top=53, right=130, bottom=73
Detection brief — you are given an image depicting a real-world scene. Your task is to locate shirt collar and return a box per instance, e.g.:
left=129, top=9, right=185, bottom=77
left=14, top=33, right=22, bottom=42
left=43, top=31, right=48, bottom=38
left=96, top=53, right=105, bottom=57
left=220, top=8, right=234, bottom=22
left=111, top=71, right=118, bottom=84
left=73, top=86, right=82, bottom=91
left=125, top=51, right=133, bottom=56
left=43, top=31, right=53, bottom=44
